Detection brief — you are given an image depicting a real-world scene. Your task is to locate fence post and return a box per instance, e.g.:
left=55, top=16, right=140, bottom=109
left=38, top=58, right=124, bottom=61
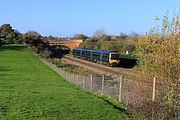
left=102, top=74, right=105, bottom=93
left=74, top=74, right=76, bottom=83
left=90, top=74, right=93, bottom=91
left=119, top=74, right=124, bottom=102
left=83, top=76, right=85, bottom=89
left=152, top=77, right=156, bottom=101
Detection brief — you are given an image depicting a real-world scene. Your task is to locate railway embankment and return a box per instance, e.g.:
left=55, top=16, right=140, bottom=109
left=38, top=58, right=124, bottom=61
left=62, top=54, right=141, bottom=79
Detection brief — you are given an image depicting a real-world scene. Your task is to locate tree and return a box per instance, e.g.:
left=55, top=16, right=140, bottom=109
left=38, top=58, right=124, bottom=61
left=22, top=31, right=47, bottom=54
left=79, top=37, right=99, bottom=49
left=0, top=24, right=13, bottom=34
left=99, top=41, right=120, bottom=50
left=93, top=29, right=106, bottom=39
left=0, top=36, right=5, bottom=48
left=135, top=13, right=180, bottom=119
left=22, top=31, right=42, bottom=46
left=100, top=41, right=113, bottom=50
left=73, top=34, right=88, bottom=40
left=0, top=24, right=22, bottom=44
left=119, top=32, right=128, bottom=39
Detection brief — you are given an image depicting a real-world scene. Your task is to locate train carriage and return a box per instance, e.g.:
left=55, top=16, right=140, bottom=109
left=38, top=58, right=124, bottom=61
left=72, top=48, right=121, bottom=66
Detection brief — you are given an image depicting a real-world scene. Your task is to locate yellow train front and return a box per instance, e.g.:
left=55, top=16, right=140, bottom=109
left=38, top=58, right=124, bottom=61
left=72, top=48, right=120, bottom=66
left=108, top=52, right=121, bottom=66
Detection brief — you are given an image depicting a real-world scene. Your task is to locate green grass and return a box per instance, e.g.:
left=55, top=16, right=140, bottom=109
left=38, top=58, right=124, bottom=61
left=0, top=44, right=129, bottom=120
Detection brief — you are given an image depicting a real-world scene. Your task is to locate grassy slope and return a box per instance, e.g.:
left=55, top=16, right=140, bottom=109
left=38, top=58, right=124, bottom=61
left=0, top=44, right=129, bottom=120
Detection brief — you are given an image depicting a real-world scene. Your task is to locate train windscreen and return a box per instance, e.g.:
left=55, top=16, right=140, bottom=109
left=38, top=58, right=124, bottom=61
left=110, top=54, right=120, bottom=60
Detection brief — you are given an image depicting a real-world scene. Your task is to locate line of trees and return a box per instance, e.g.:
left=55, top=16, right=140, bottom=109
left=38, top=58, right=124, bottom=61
left=0, top=24, right=138, bottom=55
left=135, top=13, right=180, bottom=119
left=0, top=24, right=46, bottom=47
left=0, top=24, right=70, bottom=58
left=79, top=30, right=138, bottom=54
left=0, top=24, right=22, bottom=47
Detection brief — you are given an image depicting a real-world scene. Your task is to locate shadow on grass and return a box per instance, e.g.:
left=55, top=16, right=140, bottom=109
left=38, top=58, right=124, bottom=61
left=84, top=90, right=131, bottom=116
left=0, top=66, right=14, bottom=73
left=1, top=44, right=27, bottom=51
left=98, top=95, right=134, bottom=118
left=0, top=66, right=14, bottom=77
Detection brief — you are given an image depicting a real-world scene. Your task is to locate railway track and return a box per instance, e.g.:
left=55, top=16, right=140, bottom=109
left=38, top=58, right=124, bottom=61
left=62, top=54, right=139, bottom=77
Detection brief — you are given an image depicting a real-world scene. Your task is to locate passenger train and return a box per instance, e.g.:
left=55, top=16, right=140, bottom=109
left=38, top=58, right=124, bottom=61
left=72, top=48, right=137, bottom=67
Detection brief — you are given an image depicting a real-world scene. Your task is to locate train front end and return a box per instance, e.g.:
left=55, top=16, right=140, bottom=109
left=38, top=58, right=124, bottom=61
left=109, top=52, right=120, bottom=66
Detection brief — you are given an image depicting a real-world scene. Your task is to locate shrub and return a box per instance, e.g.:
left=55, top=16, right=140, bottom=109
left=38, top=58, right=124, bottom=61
left=135, top=12, right=180, bottom=119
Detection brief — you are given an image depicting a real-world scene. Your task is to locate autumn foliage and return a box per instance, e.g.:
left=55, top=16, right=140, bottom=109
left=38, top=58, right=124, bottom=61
left=135, top=13, right=180, bottom=119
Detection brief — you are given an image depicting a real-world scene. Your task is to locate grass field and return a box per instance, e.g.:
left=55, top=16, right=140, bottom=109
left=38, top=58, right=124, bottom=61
left=0, top=44, right=129, bottom=120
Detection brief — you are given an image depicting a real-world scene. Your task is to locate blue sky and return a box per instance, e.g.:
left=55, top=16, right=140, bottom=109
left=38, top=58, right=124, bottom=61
left=0, top=0, right=179, bottom=37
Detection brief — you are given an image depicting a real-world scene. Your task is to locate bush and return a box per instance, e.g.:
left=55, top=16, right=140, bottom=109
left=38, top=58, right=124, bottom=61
left=135, top=13, right=180, bottom=119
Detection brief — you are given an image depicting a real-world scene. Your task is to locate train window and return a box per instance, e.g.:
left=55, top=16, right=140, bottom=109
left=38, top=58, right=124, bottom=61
left=110, top=54, right=120, bottom=60
left=102, top=53, right=108, bottom=58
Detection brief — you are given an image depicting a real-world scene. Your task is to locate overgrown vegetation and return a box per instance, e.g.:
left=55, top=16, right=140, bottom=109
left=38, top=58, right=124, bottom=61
left=135, top=12, right=180, bottom=120
left=79, top=30, right=138, bottom=54
left=50, top=58, right=91, bottom=75
left=0, top=24, right=23, bottom=46
left=0, top=44, right=129, bottom=119
left=0, top=24, right=70, bottom=58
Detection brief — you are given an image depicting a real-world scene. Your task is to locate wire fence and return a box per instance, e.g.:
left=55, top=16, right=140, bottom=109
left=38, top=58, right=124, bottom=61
left=38, top=56, right=180, bottom=118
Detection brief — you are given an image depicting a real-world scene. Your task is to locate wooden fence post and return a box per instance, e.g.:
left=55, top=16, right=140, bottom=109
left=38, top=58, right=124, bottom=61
left=90, top=74, right=93, bottom=91
left=102, top=74, right=105, bottom=93
left=152, top=77, right=156, bottom=101
left=119, top=74, right=124, bottom=102
left=83, top=76, right=85, bottom=89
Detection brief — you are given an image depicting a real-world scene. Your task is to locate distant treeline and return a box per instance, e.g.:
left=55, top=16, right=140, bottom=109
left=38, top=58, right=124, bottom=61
left=78, top=31, right=139, bottom=54
left=0, top=24, right=71, bottom=58
left=0, top=24, right=139, bottom=56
